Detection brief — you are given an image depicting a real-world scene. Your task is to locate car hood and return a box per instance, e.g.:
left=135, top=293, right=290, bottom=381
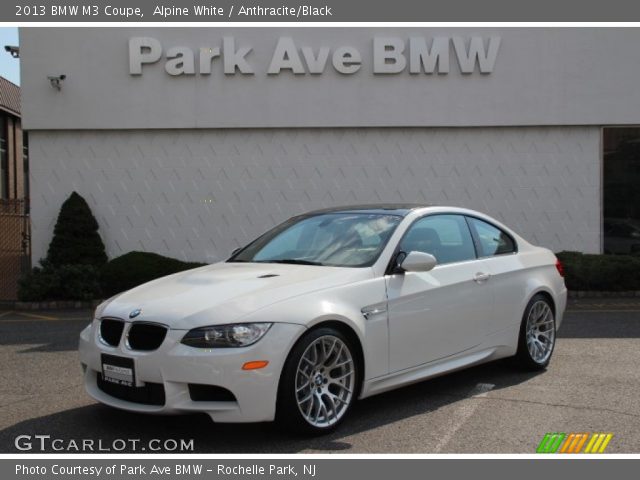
left=100, top=262, right=373, bottom=330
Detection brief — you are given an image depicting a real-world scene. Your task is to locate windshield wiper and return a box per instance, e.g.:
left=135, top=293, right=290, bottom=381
left=258, top=259, right=325, bottom=266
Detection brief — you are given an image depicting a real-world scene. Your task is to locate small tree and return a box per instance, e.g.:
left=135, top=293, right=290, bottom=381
left=46, top=191, right=107, bottom=267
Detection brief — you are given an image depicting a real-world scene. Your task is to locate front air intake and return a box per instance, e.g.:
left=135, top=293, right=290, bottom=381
left=188, top=384, right=237, bottom=402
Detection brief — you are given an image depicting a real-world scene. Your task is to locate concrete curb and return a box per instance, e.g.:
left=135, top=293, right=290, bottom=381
left=567, top=291, right=640, bottom=298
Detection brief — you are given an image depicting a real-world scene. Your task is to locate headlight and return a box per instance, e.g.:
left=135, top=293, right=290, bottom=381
left=181, top=323, right=273, bottom=348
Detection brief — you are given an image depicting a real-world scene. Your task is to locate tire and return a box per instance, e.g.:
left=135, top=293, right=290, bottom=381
left=514, top=294, right=557, bottom=370
left=276, top=327, right=359, bottom=435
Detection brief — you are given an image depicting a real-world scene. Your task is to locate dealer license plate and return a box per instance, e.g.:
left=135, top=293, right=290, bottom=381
left=101, top=354, right=135, bottom=387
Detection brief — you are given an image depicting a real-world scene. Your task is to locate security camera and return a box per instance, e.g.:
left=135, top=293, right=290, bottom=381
left=4, top=45, right=19, bottom=58
left=47, top=75, right=66, bottom=90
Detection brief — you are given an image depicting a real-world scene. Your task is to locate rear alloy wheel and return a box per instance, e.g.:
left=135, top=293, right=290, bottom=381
left=515, top=294, right=556, bottom=370
left=276, top=328, right=358, bottom=434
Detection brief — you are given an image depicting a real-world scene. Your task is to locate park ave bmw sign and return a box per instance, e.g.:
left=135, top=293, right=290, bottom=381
left=128, top=36, right=501, bottom=76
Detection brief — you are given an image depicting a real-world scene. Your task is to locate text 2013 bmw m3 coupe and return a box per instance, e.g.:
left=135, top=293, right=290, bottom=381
left=79, top=205, right=567, bottom=433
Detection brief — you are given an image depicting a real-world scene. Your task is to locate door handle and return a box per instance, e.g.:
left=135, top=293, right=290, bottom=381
left=473, top=272, right=491, bottom=283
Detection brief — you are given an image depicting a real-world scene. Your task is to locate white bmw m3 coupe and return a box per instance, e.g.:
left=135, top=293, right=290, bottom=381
left=79, top=205, right=567, bottom=433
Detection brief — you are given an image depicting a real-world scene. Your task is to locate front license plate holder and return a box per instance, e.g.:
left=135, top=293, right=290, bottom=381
left=101, top=354, right=135, bottom=387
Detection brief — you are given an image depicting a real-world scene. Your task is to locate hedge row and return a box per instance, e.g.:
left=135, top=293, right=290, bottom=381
left=18, top=252, right=206, bottom=301
left=557, top=251, right=640, bottom=292
left=18, top=249, right=640, bottom=301
left=100, top=251, right=206, bottom=296
left=18, top=192, right=207, bottom=302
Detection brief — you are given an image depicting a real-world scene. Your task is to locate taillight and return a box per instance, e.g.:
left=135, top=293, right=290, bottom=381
left=555, top=259, right=565, bottom=277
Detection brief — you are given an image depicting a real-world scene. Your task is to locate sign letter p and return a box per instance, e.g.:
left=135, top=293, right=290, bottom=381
left=129, top=37, right=162, bottom=75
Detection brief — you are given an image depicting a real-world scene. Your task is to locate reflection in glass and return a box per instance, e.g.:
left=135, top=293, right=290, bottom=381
left=603, top=128, right=640, bottom=255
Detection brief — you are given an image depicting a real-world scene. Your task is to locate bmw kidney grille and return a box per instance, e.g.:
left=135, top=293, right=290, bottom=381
left=99, top=318, right=167, bottom=351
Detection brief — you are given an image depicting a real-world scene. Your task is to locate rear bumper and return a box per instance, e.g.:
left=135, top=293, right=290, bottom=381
left=79, top=320, right=306, bottom=423
left=556, top=286, right=568, bottom=330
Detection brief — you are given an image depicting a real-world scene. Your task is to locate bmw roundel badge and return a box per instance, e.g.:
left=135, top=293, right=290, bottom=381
left=129, top=308, right=142, bottom=319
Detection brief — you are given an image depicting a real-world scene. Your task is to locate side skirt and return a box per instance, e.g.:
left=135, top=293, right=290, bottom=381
left=360, top=330, right=517, bottom=399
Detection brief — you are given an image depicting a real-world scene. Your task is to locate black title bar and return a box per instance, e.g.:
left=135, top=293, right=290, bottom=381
left=4, top=0, right=640, bottom=22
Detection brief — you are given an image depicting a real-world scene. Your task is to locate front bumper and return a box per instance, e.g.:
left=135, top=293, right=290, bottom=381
left=79, top=320, right=306, bottom=423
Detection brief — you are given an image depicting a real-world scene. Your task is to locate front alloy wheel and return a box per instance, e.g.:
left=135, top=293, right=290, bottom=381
left=277, top=328, right=358, bottom=434
left=515, top=294, right=556, bottom=370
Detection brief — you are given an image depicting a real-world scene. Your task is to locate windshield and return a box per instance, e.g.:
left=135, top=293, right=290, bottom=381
left=228, top=212, right=403, bottom=267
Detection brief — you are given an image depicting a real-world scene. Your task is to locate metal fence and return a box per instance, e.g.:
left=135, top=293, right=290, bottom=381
left=0, top=199, right=30, bottom=300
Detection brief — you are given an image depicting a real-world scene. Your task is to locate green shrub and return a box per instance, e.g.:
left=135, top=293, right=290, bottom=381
left=101, top=251, right=206, bottom=296
left=17, top=262, right=56, bottom=301
left=18, top=261, right=102, bottom=301
left=18, top=192, right=107, bottom=301
left=557, top=251, right=640, bottom=291
left=47, top=191, right=107, bottom=267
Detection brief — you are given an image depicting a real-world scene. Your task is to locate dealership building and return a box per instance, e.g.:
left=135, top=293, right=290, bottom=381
left=19, top=28, right=640, bottom=264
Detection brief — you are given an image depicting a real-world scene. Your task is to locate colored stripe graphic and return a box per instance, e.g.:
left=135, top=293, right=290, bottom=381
left=536, top=433, right=566, bottom=453
left=597, top=434, right=613, bottom=453
left=538, top=433, right=613, bottom=453
left=572, top=433, right=589, bottom=453
left=585, top=433, right=614, bottom=453
left=560, top=433, right=577, bottom=453
left=584, top=434, right=598, bottom=453
left=590, top=433, right=606, bottom=453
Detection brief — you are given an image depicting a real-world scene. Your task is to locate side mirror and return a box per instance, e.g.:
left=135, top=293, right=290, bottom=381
left=399, top=251, right=437, bottom=273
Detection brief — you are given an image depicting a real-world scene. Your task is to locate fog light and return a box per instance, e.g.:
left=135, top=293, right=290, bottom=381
left=242, top=360, right=269, bottom=370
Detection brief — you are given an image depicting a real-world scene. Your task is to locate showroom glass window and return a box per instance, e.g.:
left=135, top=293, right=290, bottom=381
left=603, top=128, right=640, bottom=255
left=400, top=214, right=476, bottom=264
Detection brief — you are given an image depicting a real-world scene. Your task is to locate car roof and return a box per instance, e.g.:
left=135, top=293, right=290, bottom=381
left=303, top=204, right=430, bottom=217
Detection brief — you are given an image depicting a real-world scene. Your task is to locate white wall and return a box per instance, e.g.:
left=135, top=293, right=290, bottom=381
left=20, top=28, right=640, bottom=130
left=29, top=126, right=601, bottom=263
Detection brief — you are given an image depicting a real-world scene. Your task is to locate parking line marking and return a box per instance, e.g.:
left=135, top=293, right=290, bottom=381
left=472, top=383, right=495, bottom=398
left=0, top=311, right=14, bottom=318
left=434, top=382, right=495, bottom=452
left=0, top=318, right=87, bottom=323
left=16, top=312, right=59, bottom=321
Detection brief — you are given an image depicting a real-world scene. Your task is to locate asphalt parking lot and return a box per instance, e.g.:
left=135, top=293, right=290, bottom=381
left=0, top=299, right=639, bottom=453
